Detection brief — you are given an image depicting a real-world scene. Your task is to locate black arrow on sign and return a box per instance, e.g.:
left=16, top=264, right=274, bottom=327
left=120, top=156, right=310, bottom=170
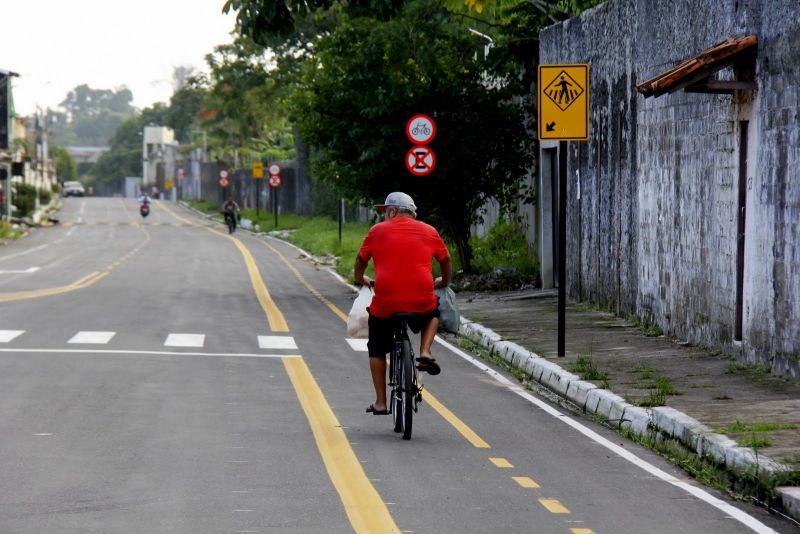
left=546, top=122, right=556, bottom=132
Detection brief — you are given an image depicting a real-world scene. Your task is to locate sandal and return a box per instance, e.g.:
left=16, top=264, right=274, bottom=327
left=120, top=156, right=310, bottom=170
left=416, top=356, right=441, bottom=375
left=366, top=404, right=389, bottom=415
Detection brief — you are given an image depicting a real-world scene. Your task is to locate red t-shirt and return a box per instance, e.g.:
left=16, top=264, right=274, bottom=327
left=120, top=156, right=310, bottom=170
left=358, top=216, right=449, bottom=318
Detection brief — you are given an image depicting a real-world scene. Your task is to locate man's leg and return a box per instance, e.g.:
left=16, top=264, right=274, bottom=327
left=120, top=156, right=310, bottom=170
left=369, top=355, right=387, bottom=410
left=420, top=317, right=440, bottom=358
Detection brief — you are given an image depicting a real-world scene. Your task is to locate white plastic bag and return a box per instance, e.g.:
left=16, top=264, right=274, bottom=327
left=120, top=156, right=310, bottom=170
left=347, top=286, right=373, bottom=338
left=435, top=287, right=461, bottom=333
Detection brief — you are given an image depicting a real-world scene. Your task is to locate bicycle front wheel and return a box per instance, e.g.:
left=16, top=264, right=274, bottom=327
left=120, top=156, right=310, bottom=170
left=400, top=339, right=414, bottom=440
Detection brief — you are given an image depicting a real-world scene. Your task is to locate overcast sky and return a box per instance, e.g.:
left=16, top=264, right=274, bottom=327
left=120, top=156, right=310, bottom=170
left=2, top=0, right=237, bottom=116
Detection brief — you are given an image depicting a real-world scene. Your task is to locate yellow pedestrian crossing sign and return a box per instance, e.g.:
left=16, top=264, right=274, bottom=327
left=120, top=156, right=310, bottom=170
left=538, top=64, right=590, bottom=141
left=252, top=161, right=264, bottom=178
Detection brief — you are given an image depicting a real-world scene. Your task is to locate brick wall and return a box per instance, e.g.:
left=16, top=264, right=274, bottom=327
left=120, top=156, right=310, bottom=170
left=540, top=0, right=800, bottom=375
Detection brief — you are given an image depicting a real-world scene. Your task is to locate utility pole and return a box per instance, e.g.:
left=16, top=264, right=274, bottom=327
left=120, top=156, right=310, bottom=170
left=0, top=69, right=19, bottom=227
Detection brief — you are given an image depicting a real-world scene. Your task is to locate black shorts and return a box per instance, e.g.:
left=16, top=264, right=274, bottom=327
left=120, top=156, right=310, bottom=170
left=367, top=305, right=440, bottom=358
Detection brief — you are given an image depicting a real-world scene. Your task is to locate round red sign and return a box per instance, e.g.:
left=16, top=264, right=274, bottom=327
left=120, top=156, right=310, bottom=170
left=219, top=177, right=230, bottom=187
left=269, top=164, right=281, bottom=176
left=268, top=175, right=282, bottom=188
left=405, top=145, right=436, bottom=176
left=406, top=114, right=436, bottom=145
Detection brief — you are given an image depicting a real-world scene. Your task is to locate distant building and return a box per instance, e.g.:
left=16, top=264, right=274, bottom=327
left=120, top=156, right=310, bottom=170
left=65, top=146, right=108, bottom=164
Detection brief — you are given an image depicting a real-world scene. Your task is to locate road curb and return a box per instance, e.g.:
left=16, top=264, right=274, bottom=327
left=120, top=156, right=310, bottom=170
left=458, top=316, right=800, bottom=523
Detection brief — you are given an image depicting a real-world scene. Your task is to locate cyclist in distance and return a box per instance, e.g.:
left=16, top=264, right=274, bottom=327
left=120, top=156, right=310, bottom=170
left=222, top=196, right=240, bottom=233
left=354, top=192, right=452, bottom=415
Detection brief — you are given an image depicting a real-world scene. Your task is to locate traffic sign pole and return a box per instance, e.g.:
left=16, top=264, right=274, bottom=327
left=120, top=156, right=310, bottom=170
left=537, top=64, right=590, bottom=357
left=558, top=141, right=567, bottom=357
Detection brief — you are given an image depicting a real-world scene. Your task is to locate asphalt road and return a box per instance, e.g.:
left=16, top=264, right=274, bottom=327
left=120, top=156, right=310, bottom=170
left=0, top=198, right=793, bottom=533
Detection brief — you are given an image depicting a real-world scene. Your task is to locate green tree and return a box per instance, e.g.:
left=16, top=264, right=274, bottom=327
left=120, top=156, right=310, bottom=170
left=290, top=3, right=534, bottom=270
left=56, top=84, right=136, bottom=146
left=54, top=146, right=78, bottom=182
left=90, top=105, right=170, bottom=188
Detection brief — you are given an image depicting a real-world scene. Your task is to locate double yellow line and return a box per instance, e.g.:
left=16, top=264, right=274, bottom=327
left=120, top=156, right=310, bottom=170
left=0, top=271, right=108, bottom=302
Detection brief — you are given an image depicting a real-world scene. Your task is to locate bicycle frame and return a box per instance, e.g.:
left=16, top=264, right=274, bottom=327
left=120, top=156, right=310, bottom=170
left=388, top=315, right=420, bottom=440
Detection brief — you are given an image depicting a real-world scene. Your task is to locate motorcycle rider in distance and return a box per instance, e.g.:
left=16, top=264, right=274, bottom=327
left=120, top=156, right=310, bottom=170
left=138, top=191, right=152, bottom=217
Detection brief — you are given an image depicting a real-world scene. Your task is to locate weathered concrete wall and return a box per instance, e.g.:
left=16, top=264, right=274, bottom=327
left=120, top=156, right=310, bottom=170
left=745, top=0, right=800, bottom=374
left=540, top=0, right=639, bottom=315
left=540, top=0, right=800, bottom=375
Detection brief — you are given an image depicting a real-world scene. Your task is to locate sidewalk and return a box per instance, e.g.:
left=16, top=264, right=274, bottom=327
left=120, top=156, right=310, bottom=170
left=454, top=289, right=800, bottom=523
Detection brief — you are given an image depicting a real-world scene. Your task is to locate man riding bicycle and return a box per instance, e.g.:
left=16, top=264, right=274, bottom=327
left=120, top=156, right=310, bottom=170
left=354, top=192, right=452, bottom=415
left=222, top=197, right=240, bottom=233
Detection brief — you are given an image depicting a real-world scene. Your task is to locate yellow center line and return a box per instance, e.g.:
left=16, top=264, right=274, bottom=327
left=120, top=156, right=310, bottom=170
left=424, top=391, right=491, bottom=448
left=257, top=240, right=349, bottom=322
left=158, top=202, right=288, bottom=332
left=571, top=529, right=596, bottom=534
left=490, top=457, right=514, bottom=468
left=539, top=499, right=570, bottom=514
left=0, top=200, right=149, bottom=302
left=263, top=234, right=493, bottom=448
left=512, top=476, right=540, bottom=488
left=283, top=357, right=400, bottom=534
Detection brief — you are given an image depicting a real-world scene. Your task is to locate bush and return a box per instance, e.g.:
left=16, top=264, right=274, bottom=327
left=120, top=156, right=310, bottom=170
left=451, top=219, right=541, bottom=291
left=39, top=187, right=52, bottom=205
left=13, top=183, right=37, bottom=218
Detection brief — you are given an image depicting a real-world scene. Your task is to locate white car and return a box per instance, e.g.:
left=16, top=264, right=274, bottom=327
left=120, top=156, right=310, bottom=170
left=63, top=181, right=85, bottom=197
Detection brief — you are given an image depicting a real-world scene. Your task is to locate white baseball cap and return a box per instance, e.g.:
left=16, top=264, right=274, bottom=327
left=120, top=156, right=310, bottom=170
left=374, top=192, right=417, bottom=216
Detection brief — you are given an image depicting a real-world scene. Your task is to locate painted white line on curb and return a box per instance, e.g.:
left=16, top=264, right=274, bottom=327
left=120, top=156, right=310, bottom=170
left=434, top=335, right=779, bottom=534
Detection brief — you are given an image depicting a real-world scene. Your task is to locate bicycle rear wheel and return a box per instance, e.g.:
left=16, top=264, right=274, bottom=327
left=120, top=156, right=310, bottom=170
left=400, top=339, right=414, bottom=440
left=392, top=348, right=403, bottom=434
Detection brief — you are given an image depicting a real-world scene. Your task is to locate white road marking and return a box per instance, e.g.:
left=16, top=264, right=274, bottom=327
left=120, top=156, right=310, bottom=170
left=257, top=335, right=297, bottom=349
left=434, top=336, right=779, bottom=534
left=0, top=266, right=41, bottom=274
left=34, top=433, right=53, bottom=436
left=345, top=338, right=369, bottom=351
left=0, top=330, right=25, bottom=342
left=68, top=331, right=116, bottom=344
left=164, top=333, right=205, bottom=347
left=0, top=244, right=49, bottom=262
left=0, top=348, right=300, bottom=359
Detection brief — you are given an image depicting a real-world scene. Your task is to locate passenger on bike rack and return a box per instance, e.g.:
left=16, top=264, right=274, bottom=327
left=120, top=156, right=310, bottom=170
left=353, top=192, right=452, bottom=416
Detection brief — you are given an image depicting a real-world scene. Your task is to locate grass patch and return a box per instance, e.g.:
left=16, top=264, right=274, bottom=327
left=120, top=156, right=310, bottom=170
left=717, top=421, right=798, bottom=434
left=568, top=356, right=610, bottom=388
left=633, top=364, right=655, bottom=379
left=629, top=368, right=680, bottom=407
left=739, top=434, right=773, bottom=449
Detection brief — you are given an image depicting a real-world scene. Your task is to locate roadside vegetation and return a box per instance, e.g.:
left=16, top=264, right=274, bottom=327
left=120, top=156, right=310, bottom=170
left=187, top=200, right=539, bottom=289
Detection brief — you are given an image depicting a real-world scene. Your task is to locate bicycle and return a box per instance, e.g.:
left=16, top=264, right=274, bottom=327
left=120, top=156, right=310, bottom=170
left=224, top=212, right=236, bottom=234
left=387, top=313, right=423, bottom=440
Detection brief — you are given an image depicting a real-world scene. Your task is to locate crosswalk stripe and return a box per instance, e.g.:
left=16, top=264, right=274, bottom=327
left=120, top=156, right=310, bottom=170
left=0, top=330, right=25, bottom=343
left=257, top=336, right=297, bottom=349
left=345, top=338, right=369, bottom=352
left=164, top=333, right=205, bottom=347
left=68, top=331, right=116, bottom=344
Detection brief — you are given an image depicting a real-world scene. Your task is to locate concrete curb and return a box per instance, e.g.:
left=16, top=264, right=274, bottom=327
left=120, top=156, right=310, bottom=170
left=458, top=316, right=800, bottom=522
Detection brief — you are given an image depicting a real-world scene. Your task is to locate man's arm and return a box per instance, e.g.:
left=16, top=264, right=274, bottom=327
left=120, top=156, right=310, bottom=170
left=353, top=254, right=372, bottom=286
left=434, top=254, right=452, bottom=289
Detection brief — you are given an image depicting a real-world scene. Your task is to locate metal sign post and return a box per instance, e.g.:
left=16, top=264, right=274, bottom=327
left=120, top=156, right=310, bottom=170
left=252, top=162, right=264, bottom=217
left=538, top=64, right=590, bottom=357
left=268, top=168, right=281, bottom=229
